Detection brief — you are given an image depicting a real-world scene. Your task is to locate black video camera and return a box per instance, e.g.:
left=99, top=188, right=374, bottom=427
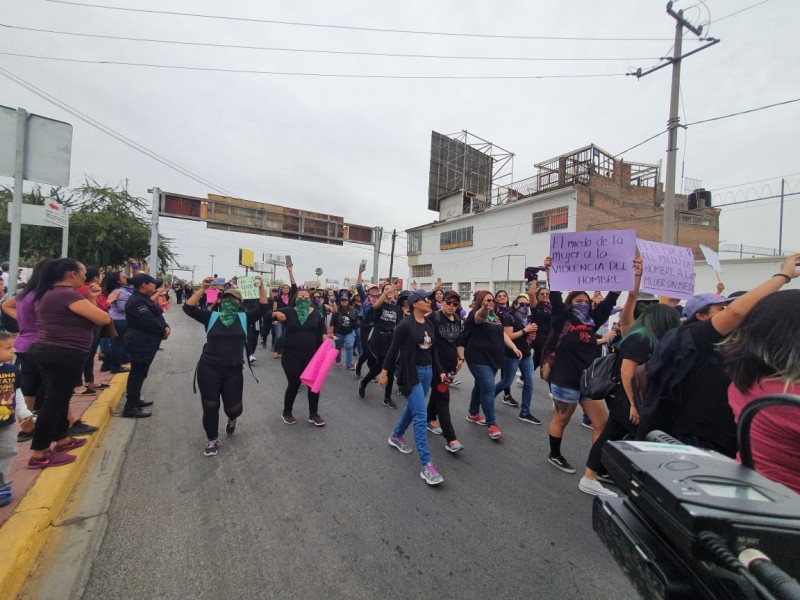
left=594, top=395, right=800, bottom=600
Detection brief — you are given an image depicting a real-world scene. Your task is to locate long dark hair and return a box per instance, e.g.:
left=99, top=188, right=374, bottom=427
left=34, top=258, right=81, bottom=301
left=102, top=270, right=124, bottom=295
left=19, top=258, right=54, bottom=299
left=723, top=290, right=800, bottom=391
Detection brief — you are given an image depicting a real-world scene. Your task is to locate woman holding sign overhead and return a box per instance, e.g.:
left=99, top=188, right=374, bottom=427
left=542, top=255, right=621, bottom=476
left=184, top=276, right=270, bottom=457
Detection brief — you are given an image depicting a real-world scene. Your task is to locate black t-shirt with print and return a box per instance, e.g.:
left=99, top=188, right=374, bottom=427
left=414, top=320, right=434, bottom=366
left=369, top=303, right=403, bottom=336
left=331, top=307, right=358, bottom=336
left=428, top=311, right=462, bottom=371
left=501, top=310, right=532, bottom=358
left=0, top=363, right=20, bottom=427
left=463, top=312, right=505, bottom=371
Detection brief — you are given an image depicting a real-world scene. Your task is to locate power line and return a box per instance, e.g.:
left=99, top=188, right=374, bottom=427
left=684, top=98, right=800, bottom=127
left=0, top=66, right=240, bottom=197
left=43, top=0, right=684, bottom=42
left=0, top=51, right=626, bottom=79
left=0, top=23, right=661, bottom=63
left=710, top=0, right=771, bottom=24
left=713, top=172, right=800, bottom=192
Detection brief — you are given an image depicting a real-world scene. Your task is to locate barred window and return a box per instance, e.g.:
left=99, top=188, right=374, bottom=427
left=440, top=282, right=453, bottom=292
left=440, top=226, right=474, bottom=249
left=408, top=230, right=422, bottom=253
left=458, top=282, right=472, bottom=298
left=494, top=281, right=525, bottom=297
left=532, top=206, right=569, bottom=234
left=411, top=264, right=433, bottom=278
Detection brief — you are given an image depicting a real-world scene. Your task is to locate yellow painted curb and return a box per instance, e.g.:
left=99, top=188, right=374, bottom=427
left=0, top=373, right=128, bottom=600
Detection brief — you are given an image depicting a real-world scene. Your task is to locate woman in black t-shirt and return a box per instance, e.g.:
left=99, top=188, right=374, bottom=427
left=329, top=291, right=359, bottom=369
left=274, top=289, right=329, bottom=426
left=530, top=287, right=553, bottom=369
left=184, top=277, right=270, bottom=457
left=579, top=304, right=680, bottom=496
left=464, top=291, right=522, bottom=441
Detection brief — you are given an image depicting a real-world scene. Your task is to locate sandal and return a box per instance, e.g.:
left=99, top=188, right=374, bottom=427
left=89, top=383, right=111, bottom=390
left=78, top=388, right=97, bottom=395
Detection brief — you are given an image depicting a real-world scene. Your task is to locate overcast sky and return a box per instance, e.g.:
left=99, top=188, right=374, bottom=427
left=1, top=0, right=798, bottom=284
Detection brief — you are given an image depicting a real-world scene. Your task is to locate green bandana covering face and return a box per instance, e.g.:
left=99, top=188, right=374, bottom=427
left=295, top=298, right=311, bottom=325
left=219, top=298, right=240, bottom=327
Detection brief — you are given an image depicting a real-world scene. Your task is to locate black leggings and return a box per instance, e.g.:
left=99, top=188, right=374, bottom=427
left=28, top=344, right=87, bottom=451
left=81, top=326, right=102, bottom=385
left=586, top=415, right=636, bottom=472
left=427, top=381, right=457, bottom=443
left=16, top=351, right=43, bottom=410
left=196, top=359, right=244, bottom=440
left=360, top=352, right=393, bottom=399
left=281, top=351, right=319, bottom=416
left=355, top=327, right=371, bottom=371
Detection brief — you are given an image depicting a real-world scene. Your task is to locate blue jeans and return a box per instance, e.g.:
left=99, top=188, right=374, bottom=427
left=393, top=365, right=433, bottom=466
left=494, top=355, right=535, bottom=416
left=354, top=326, right=363, bottom=355
left=468, top=362, right=498, bottom=426
left=335, top=331, right=356, bottom=367
left=108, top=319, right=129, bottom=371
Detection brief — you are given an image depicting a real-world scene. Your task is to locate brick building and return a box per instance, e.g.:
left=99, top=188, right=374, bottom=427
left=406, top=143, right=719, bottom=296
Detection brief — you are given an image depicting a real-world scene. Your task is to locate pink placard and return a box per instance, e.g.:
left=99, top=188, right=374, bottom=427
left=205, top=289, right=220, bottom=304
left=549, top=230, right=636, bottom=291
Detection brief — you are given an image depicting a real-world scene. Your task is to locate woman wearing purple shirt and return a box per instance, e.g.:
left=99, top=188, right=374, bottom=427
left=102, top=271, right=132, bottom=374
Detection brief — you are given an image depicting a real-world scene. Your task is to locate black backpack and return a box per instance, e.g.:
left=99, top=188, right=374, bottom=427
left=580, top=351, right=620, bottom=400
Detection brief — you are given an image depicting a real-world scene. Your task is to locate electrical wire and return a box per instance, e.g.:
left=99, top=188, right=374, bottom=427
left=0, top=23, right=662, bottom=63
left=0, top=51, right=627, bottom=79
left=42, top=1, right=683, bottom=42
left=0, top=66, right=240, bottom=197
left=685, top=98, right=800, bottom=126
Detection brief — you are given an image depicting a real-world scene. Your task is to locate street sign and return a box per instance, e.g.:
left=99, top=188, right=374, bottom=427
left=0, top=106, right=73, bottom=186
left=7, top=203, right=68, bottom=228
left=43, top=201, right=68, bottom=228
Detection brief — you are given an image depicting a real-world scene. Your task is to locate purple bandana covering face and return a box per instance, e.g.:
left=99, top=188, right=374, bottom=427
left=569, top=303, right=595, bottom=328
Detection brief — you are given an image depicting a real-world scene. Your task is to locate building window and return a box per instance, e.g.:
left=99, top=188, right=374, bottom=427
left=408, top=230, right=422, bottom=254
left=458, top=282, right=472, bottom=299
left=532, top=206, right=569, bottom=234
left=440, top=226, right=474, bottom=250
left=441, top=282, right=453, bottom=292
left=494, top=281, right=525, bottom=297
left=411, top=264, right=433, bottom=278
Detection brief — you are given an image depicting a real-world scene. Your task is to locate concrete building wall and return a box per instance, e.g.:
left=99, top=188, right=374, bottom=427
left=407, top=187, right=576, bottom=296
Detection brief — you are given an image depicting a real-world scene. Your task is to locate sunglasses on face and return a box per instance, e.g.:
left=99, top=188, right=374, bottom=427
left=517, top=302, right=529, bottom=307
left=444, top=299, right=460, bottom=306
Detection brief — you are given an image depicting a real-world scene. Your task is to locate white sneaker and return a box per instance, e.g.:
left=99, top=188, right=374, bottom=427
left=249, top=355, right=257, bottom=364
left=578, top=476, right=618, bottom=497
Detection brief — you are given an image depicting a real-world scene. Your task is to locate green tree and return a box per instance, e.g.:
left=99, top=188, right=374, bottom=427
left=0, top=179, right=176, bottom=272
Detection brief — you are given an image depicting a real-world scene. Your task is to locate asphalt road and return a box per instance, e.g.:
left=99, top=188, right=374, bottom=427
left=80, top=307, right=638, bottom=600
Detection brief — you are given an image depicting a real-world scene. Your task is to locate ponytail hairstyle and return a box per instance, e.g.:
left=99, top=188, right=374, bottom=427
left=20, top=258, right=54, bottom=299
left=34, top=258, right=81, bottom=301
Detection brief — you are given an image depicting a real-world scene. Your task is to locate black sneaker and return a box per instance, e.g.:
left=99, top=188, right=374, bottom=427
left=383, top=397, right=397, bottom=409
left=518, top=413, right=542, bottom=425
left=68, top=420, right=99, bottom=436
left=225, top=418, right=237, bottom=435
left=122, top=406, right=152, bottom=419
left=17, top=430, right=34, bottom=443
left=357, top=382, right=366, bottom=399
left=502, top=395, right=520, bottom=407
left=596, top=471, right=615, bottom=484
left=547, top=454, right=576, bottom=474
left=138, top=399, right=154, bottom=408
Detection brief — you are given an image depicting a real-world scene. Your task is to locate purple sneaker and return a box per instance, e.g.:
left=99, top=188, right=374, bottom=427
left=388, top=434, right=412, bottom=454
left=420, top=462, right=444, bottom=485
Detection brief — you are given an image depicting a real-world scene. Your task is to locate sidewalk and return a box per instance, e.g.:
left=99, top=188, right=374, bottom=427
left=0, top=363, right=128, bottom=598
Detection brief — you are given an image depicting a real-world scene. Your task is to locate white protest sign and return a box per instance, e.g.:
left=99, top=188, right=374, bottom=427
left=699, top=244, right=722, bottom=273
left=636, top=239, right=695, bottom=300
left=549, top=230, right=636, bottom=291
left=236, top=276, right=260, bottom=300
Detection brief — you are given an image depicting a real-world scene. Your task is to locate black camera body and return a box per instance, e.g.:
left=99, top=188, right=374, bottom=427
left=594, top=438, right=800, bottom=599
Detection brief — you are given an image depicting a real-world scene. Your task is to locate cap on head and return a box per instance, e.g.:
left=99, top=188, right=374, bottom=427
left=129, top=273, right=157, bottom=288
left=221, top=289, right=243, bottom=302
left=407, top=289, right=430, bottom=305
left=443, top=289, right=460, bottom=301
left=682, top=293, right=730, bottom=321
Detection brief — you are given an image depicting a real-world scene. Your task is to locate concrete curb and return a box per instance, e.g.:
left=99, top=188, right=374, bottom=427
left=0, top=374, right=128, bottom=599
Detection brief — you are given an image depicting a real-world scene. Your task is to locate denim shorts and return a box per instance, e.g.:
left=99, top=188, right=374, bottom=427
left=550, top=383, right=582, bottom=404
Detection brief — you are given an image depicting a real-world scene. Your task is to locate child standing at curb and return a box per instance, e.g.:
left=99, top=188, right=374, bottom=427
left=0, top=332, right=34, bottom=506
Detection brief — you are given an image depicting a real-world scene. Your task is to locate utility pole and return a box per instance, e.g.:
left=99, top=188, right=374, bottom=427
left=371, top=226, right=382, bottom=286
left=778, top=178, right=785, bottom=256
left=210, top=254, right=215, bottom=275
left=387, top=229, right=397, bottom=282
left=630, top=2, right=719, bottom=245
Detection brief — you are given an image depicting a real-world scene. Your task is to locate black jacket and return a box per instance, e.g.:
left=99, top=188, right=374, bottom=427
left=383, top=315, right=443, bottom=396
left=123, top=290, right=168, bottom=362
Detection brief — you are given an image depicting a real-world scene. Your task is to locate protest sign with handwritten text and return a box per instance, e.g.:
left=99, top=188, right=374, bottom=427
left=236, top=276, right=260, bottom=300
left=549, top=230, right=636, bottom=291
left=636, top=239, right=695, bottom=300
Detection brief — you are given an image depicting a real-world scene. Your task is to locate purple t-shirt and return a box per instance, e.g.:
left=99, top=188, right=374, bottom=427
left=13, top=292, right=38, bottom=353
left=34, top=287, right=94, bottom=352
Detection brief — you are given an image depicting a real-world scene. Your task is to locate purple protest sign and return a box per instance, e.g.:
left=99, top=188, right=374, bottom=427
left=635, top=239, right=695, bottom=300
left=549, top=230, right=636, bottom=291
